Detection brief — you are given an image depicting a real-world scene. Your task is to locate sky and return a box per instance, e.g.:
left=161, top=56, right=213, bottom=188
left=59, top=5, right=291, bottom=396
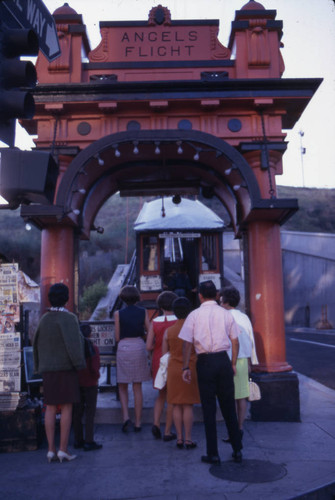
left=14, top=0, right=335, bottom=189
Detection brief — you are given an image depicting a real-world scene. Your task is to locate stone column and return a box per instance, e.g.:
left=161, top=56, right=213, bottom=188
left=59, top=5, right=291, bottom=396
left=247, top=219, right=291, bottom=373
left=246, top=219, right=300, bottom=422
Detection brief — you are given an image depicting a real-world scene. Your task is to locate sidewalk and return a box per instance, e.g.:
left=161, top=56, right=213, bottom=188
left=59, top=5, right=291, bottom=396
left=0, top=372, right=335, bottom=500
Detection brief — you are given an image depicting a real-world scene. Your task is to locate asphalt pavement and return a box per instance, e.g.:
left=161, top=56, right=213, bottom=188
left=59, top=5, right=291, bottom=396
left=0, top=368, right=335, bottom=500
left=286, top=327, right=335, bottom=390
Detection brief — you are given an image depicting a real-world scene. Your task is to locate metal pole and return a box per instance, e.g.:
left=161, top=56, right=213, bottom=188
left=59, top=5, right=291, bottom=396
left=299, top=130, right=306, bottom=187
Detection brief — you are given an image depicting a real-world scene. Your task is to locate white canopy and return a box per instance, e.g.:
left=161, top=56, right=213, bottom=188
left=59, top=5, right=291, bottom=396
left=134, top=197, right=224, bottom=232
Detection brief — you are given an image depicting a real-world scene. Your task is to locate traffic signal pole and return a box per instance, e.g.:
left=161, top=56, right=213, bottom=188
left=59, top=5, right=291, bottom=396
left=0, top=21, right=59, bottom=209
left=0, top=24, right=39, bottom=146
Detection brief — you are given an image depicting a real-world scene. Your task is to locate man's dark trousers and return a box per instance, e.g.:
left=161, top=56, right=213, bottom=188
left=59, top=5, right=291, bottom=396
left=73, top=386, right=98, bottom=444
left=197, top=351, right=242, bottom=457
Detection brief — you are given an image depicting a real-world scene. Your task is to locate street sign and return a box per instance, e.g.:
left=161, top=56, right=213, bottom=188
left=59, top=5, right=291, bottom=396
left=1, top=0, right=61, bottom=62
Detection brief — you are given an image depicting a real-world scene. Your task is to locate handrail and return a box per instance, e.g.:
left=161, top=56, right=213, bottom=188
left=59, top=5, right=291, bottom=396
left=108, top=250, right=137, bottom=317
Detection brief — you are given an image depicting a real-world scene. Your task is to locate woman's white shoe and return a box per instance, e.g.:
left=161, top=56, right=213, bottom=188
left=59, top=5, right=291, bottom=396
left=46, top=451, right=57, bottom=463
left=57, top=450, right=77, bottom=463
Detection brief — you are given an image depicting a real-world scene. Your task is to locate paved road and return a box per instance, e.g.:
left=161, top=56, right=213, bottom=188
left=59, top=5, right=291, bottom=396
left=286, top=328, right=335, bottom=390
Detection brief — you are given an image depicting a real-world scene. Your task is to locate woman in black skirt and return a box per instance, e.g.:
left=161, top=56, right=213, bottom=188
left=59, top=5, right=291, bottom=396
left=33, top=283, right=86, bottom=463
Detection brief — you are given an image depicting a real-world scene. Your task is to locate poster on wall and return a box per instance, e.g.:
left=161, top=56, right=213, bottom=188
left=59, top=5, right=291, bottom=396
left=0, top=368, right=21, bottom=392
left=0, top=332, right=21, bottom=392
left=0, top=263, right=20, bottom=332
left=0, top=263, right=19, bottom=304
left=0, top=265, right=24, bottom=410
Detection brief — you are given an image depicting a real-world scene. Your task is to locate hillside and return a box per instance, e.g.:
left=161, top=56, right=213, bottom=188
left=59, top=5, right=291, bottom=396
left=276, top=186, right=335, bottom=233
left=0, top=186, right=334, bottom=289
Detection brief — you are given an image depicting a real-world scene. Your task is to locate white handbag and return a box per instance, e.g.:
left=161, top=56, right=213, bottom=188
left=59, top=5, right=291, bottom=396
left=248, top=379, right=261, bottom=401
left=154, top=352, right=170, bottom=390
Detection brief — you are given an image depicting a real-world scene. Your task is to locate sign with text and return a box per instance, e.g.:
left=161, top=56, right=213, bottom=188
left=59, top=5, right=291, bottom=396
left=199, top=273, right=221, bottom=290
left=90, top=23, right=229, bottom=63
left=140, top=275, right=162, bottom=292
left=1, top=0, right=61, bottom=61
left=89, top=6, right=230, bottom=64
left=159, top=232, right=201, bottom=239
left=85, top=322, right=115, bottom=354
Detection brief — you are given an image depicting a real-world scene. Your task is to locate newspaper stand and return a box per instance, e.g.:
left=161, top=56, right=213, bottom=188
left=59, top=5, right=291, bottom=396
left=0, top=263, right=42, bottom=451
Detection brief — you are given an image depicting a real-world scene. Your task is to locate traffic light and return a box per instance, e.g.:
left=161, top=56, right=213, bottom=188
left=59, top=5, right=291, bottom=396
left=0, top=149, right=59, bottom=206
left=0, top=25, right=39, bottom=146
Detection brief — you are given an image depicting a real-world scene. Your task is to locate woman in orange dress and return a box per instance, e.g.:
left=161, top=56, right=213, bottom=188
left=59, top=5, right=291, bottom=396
left=162, top=297, right=200, bottom=449
left=146, top=291, right=177, bottom=440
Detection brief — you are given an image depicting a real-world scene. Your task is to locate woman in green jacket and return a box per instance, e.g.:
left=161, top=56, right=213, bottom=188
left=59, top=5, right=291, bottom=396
left=33, top=283, right=86, bottom=463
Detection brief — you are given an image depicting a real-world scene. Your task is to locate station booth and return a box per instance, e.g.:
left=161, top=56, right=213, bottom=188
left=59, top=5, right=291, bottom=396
left=134, top=197, right=225, bottom=315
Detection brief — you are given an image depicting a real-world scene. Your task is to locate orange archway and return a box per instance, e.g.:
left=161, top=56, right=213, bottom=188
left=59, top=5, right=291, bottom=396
left=20, top=2, right=322, bottom=420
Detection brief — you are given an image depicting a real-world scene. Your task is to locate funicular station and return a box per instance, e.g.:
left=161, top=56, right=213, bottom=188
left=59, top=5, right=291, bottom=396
left=134, top=196, right=226, bottom=313
left=18, top=1, right=322, bottom=420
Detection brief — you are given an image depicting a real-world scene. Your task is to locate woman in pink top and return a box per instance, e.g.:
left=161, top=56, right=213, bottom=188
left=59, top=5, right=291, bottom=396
left=146, top=291, right=177, bottom=440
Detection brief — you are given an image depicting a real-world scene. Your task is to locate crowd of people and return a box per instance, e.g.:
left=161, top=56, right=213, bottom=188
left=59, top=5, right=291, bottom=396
left=33, top=280, right=258, bottom=466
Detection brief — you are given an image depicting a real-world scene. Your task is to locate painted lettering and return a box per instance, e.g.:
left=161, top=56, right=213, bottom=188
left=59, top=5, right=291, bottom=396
left=134, top=32, right=144, bottom=42
left=14, top=0, right=23, bottom=11
left=33, top=10, right=40, bottom=34
left=157, top=46, right=167, bottom=56
left=189, top=30, right=198, bottom=41
left=185, top=45, right=195, bottom=56
left=170, top=46, right=181, bottom=56
left=148, top=32, right=158, bottom=42
left=162, top=32, right=171, bottom=42
left=119, top=29, right=199, bottom=45
left=104, top=338, right=114, bottom=345
left=175, top=32, right=184, bottom=42
left=125, top=46, right=134, bottom=56
left=26, top=0, right=46, bottom=37
left=121, top=32, right=130, bottom=42
left=38, top=12, right=46, bottom=37
left=139, top=47, right=148, bottom=57
left=120, top=27, right=200, bottom=59
left=26, top=0, right=37, bottom=25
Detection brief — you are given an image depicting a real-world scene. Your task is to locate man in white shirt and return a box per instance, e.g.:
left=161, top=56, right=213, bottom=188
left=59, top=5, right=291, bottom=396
left=179, top=280, right=242, bottom=464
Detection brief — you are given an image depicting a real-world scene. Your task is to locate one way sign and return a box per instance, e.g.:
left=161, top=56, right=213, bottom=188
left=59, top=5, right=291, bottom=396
left=1, top=0, right=61, bottom=61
